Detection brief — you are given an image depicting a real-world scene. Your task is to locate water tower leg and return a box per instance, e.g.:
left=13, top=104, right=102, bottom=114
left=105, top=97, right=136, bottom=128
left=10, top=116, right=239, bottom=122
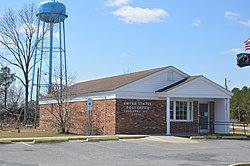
left=59, top=22, right=63, bottom=91
left=48, top=23, right=54, bottom=93
left=38, top=22, right=46, bottom=97
left=63, top=21, right=67, bottom=87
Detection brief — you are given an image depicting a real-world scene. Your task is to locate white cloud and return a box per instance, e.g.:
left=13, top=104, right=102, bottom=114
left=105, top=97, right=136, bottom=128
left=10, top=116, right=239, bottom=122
left=239, top=19, right=250, bottom=27
left=120, top=52, right=131, bottom=58
left=192, top=19, right=201, bottom=27
left=224, top=11, right=250, bottom=28
left=224, top=11, right=240, bottom=20
left=105, top=0, right=132, bottom=7
left=112, top=6, right=168, bottom=24
left=223, top=48, right=241, bottom=55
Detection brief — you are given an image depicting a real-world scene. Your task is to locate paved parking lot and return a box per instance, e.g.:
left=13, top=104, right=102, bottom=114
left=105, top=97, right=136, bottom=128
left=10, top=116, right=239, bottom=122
left=0, top=136, right=249, bottom=166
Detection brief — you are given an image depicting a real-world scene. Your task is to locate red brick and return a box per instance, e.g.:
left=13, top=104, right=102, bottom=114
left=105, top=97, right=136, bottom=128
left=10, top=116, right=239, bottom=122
left=39, top=99, right=215, bottom=135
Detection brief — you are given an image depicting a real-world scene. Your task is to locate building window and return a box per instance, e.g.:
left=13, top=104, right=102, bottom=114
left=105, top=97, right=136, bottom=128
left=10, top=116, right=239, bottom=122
left=176, top=101, right=187, bottom=120
left=170, top=101, right=174, bottom=120
left=170, top=100, right=193, bottom=121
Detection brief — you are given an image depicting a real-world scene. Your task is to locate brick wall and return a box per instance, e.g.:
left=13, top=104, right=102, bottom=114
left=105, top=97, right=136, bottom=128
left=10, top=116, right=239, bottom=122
left=39, top=104, right=56, bottom=131
left=39, top=99, right=116, bottom=135
left=40, top=99, right=215, bottom=135
left=39, top=102, right=88, bottom=133
left=116, top=99, right=166, bottom=134
left=69, top=101, right=88, bottom=134
left=90, top=99, right=116, bottom=135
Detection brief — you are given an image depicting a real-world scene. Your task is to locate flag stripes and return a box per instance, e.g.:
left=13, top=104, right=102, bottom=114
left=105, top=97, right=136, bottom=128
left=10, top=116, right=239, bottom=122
left=244, top=38, right=250, bottom=51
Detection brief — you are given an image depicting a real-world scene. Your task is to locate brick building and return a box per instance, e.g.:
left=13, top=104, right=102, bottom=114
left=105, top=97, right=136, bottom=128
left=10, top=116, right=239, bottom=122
left=39, top=66, right=232, bottom=135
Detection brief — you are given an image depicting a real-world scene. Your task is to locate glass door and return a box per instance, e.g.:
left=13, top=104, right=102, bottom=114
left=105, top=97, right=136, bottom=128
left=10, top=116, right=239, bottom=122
left=199, top=103, right=209, bottom=133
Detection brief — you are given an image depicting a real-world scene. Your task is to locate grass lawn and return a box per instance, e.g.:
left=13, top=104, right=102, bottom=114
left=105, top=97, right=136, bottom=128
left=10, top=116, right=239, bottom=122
left=0, top=128, right=82, bottom=138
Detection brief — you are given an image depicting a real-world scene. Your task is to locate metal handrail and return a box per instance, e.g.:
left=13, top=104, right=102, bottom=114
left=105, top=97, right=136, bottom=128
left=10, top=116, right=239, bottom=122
left=197, top=121, right=248, bottom=135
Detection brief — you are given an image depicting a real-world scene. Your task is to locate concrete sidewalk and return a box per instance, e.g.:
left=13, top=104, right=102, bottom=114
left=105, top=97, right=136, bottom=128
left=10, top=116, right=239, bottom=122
left=143, top=136, right=199, bottom=144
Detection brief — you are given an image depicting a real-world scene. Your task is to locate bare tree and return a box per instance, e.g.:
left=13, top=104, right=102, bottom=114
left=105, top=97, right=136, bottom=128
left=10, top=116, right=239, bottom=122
left=0, top=4, right=47, bottom=125
left=41, top=71, right=77, bottom=133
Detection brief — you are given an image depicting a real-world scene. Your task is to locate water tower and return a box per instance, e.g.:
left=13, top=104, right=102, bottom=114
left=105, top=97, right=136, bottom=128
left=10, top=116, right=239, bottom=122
left=30, top=0, right=68, bottom=100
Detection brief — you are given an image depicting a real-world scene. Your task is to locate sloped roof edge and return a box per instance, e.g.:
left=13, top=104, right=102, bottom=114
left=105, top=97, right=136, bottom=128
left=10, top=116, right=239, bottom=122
left=156, top=76, right=200, bottom=92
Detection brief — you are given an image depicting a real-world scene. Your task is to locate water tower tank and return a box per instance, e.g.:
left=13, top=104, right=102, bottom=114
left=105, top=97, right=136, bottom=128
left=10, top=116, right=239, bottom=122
left=37, top=0, right=68, bottom=23
left=30, top=0, right=68, bottom=100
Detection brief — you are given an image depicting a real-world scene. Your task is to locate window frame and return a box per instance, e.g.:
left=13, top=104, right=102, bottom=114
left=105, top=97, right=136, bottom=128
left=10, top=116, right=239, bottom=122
left=170, top=100, right=193, bottom=122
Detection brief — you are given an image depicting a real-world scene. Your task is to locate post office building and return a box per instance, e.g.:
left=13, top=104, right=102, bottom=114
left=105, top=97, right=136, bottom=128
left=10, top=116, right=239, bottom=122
left=39, top=66, right=232, bottom=135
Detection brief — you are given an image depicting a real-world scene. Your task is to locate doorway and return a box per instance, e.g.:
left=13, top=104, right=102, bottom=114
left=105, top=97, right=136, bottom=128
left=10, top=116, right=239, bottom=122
left=199, top=103, right=209, bottom=133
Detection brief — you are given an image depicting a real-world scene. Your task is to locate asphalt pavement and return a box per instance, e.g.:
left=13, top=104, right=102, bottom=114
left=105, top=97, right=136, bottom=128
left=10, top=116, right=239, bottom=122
left=0, top=136, right=249, bottom=166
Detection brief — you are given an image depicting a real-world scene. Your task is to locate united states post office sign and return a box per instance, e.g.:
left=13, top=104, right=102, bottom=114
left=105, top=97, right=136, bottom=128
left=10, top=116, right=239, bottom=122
left=123, top=101, right=152, bottom=113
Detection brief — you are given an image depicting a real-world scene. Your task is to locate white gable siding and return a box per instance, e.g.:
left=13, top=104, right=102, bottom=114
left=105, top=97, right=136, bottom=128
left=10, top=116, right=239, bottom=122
left=165, top=78, right=230, bottom=98
left=117, top=69, right=187, bottom=93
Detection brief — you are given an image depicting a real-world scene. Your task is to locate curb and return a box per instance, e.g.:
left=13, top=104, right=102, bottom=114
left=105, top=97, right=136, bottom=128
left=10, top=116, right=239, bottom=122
left=68, top=137, right=87, bottom=141
left=190, top=136, right=205, bottom=139
left=33, top=138, right=69, bottom=143
left=228, top=162, right=250, bottom=166
left=190, top=135, right=219, bottom=139
left=222, top=136, right=248, bottom=140
left=190, top=135, right=248, bottom=140
left=117, top=135, right=148, bottom=139
left=86, top=136, right=119, bottom=142
left=11, top=139, right=34, bottom=142
left=0, top=140, right=12, bottom=144
left=0, top=135, right=147, bottom=143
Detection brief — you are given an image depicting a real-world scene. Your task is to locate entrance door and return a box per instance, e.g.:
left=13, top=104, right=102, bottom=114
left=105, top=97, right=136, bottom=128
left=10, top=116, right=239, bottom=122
left=199, top=103, right=209, bottom=133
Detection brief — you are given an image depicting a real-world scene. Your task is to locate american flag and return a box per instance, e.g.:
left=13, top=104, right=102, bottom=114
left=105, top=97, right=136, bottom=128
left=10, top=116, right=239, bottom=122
left=244, top=38, right=250, bottom=51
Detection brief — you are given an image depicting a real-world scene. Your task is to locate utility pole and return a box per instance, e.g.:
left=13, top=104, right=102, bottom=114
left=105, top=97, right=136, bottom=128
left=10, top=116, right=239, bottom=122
left=224, top=78, right=230, bottom=90
left=34, top=68, right=39, bottom=128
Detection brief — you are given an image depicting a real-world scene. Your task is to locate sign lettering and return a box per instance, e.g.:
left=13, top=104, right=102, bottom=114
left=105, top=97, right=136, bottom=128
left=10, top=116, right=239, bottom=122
left=123, top=101, right=152, bottom=116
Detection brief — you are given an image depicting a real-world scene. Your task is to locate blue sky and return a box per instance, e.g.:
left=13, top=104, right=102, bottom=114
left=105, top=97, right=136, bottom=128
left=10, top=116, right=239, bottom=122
left=0, top=0, right=250, bottom=90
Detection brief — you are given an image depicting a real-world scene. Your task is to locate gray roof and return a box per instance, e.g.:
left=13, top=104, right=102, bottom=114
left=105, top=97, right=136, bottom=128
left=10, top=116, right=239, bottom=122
left=69, top=66, right=171, bottom=96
